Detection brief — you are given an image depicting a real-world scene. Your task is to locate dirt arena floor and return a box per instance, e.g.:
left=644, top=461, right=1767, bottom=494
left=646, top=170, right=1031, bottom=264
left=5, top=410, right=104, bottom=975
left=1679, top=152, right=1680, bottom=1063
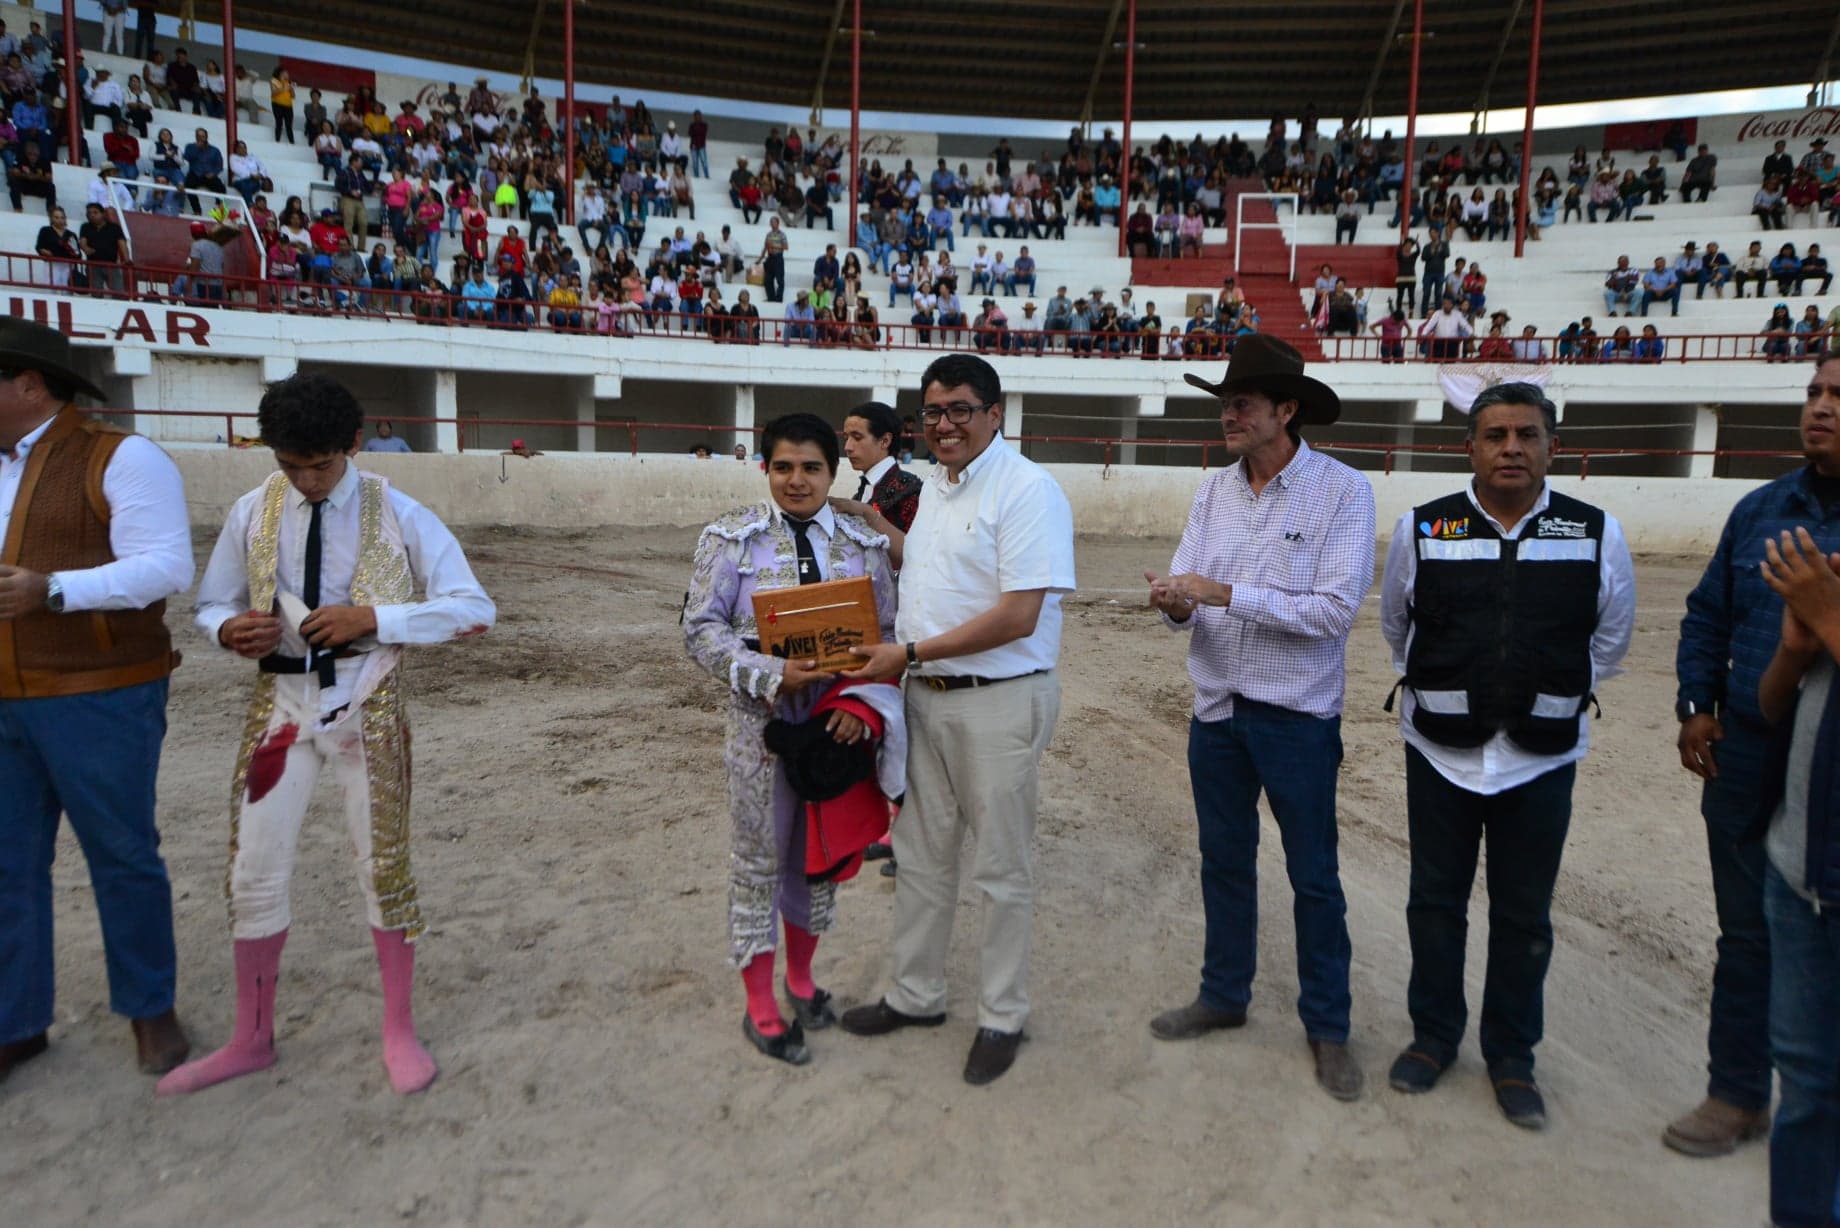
left=2, top=526, right=1773, bottom=1228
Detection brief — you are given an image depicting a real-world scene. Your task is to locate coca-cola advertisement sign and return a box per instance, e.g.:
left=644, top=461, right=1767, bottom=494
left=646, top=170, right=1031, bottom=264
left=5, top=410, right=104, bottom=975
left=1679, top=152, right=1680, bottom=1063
left=1730, top=107, right=1840, bottom=144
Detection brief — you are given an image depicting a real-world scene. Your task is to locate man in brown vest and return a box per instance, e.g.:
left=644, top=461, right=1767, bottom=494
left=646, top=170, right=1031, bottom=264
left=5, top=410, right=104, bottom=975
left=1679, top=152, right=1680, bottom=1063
left=0, top=318, right=193, bottom=1082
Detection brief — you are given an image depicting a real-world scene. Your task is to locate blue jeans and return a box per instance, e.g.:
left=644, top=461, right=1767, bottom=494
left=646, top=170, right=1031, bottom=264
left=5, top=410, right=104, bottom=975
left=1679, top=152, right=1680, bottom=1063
left=1189, top=702, right=1352, bottom=1041
left=1701, top=728, right=1774, bottom=1111
left=691, top=146, right=708, bottom=177
left=1404, top=746, right=1575, bottom=1077
left=931, top=225, right=953, bottom=252
left=1, top=680, right=176, bottom=1042
left=1640, top=286, right=1679, bottom=316
left=1764, top=863, right=1840, bottom=1228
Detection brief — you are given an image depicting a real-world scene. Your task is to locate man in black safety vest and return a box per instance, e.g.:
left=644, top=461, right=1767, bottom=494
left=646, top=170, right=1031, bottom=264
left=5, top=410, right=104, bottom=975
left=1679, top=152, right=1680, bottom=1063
left=1378, top=381, right=1636, bottom=1130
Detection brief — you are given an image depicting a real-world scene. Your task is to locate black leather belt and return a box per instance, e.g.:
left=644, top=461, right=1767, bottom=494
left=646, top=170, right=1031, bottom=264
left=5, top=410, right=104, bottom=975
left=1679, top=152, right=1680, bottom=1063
left=913, top=669, right=1046, bottom=692
left=258, top=649, right=360, bottom=674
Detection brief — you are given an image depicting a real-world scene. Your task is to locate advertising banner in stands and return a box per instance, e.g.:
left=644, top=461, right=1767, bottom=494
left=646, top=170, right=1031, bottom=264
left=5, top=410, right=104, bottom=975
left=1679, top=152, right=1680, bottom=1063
left=818, top=128, right=938, bottom=164
left=1600, top=118, right=1697, bottom=152
left=1696, top=105, right=1840, bottom=147
left=380, top=74, right=616, bottom=130
left=373, top=73, right=489, bottom=119
left=277, top=57, right=376, bottom=98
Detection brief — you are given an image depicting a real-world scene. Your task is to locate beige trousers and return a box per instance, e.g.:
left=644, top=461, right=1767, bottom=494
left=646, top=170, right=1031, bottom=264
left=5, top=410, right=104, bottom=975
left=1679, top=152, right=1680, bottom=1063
left=885, top=670, right=1059, bottom=1033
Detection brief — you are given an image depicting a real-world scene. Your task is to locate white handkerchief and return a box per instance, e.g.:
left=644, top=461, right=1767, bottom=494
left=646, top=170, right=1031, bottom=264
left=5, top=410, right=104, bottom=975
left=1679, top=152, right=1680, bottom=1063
left=275, top=591, right=311, bottom=636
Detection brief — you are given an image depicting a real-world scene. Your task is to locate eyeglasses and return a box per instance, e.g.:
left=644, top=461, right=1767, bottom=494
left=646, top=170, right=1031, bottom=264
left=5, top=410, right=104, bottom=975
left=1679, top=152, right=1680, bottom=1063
left=919, top=401, right=994, bottom=425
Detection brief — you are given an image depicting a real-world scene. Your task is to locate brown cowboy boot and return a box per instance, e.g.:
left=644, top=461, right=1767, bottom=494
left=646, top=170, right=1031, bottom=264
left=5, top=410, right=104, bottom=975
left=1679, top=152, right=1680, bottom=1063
left=130, top=1009, right=191, bottom=1075
left=1662, top=1097, right=1771, bottom=1157
left=1, top=1033, right=50, bottom=1082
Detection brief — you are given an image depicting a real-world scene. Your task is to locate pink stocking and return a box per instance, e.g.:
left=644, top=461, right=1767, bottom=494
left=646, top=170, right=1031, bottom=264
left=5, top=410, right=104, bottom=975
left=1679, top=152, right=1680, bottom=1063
left=740, top=951, right=784, bottom=1035
left=156, top=931, right=287, bottom=1096
left=372, top=927, right=437, bottom=1095
left=782, top=922, right=819, bottom=1000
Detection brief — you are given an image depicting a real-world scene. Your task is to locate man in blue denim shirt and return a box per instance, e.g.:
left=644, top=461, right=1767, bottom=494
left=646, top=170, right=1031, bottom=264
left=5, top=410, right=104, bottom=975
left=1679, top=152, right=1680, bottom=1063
left=1667, top=354, right=1840, bottom=1158
left=1752, top=482, right=1840, bottom=1228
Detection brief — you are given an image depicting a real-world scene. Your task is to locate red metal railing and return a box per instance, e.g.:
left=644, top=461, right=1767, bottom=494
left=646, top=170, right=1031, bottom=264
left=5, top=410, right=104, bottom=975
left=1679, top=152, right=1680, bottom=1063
left=7, top=252, right=1831, bottom=364
left=89, top=408, right=1805, bottom=478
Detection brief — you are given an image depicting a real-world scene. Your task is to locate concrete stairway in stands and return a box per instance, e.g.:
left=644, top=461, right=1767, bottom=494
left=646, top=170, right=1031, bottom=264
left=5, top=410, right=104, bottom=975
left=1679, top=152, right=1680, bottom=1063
left=1128, top=185, right=1401, bottom=360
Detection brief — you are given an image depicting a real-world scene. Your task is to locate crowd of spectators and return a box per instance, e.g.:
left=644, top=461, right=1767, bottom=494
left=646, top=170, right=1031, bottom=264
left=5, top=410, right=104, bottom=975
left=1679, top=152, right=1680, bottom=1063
left=18, top=9, right=1840, bottom=369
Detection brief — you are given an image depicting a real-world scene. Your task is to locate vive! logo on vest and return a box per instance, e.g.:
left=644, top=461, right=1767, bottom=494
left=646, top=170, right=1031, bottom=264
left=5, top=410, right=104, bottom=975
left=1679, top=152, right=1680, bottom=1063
left=1418, top=516, right=1470, bottom=540
left=1535, top=516, right=1589, bottom=539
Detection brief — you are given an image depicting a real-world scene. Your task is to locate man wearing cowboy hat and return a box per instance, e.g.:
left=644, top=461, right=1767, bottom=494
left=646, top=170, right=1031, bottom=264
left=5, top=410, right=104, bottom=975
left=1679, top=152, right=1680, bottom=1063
left=1378, top=382, right=1633, bottom=1129
left=1144, top=334, right=1376, bottom=1102
left=0, top=318, right=194, bottom=1083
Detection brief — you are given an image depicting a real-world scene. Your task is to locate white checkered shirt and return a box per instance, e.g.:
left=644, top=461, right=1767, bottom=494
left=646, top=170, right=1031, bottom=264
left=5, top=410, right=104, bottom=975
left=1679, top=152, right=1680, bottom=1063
left=1164, top=440, right=1376, bottom=720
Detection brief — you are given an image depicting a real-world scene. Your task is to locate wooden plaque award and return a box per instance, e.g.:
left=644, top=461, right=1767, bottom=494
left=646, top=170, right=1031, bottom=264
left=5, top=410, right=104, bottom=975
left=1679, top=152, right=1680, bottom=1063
left=751, top=576, right=881, bottom=671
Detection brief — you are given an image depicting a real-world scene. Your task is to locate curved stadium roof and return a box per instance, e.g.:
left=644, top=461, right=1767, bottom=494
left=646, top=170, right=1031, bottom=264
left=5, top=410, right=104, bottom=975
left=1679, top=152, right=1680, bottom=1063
left=242, top=0, right=1839, bottom=124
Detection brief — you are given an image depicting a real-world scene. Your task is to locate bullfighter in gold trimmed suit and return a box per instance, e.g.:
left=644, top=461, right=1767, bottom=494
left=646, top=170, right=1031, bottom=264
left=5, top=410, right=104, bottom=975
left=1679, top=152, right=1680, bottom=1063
left=161, top=373, right=493, bottom=1097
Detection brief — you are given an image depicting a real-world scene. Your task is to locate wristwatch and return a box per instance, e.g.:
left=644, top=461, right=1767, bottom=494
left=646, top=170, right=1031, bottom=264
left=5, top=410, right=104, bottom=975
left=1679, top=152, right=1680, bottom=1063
left=44, top=574, right=65, bottom=614
left=905, top=640, right=920, bottom=666
left=1675, top=698, right=1706, bottom=722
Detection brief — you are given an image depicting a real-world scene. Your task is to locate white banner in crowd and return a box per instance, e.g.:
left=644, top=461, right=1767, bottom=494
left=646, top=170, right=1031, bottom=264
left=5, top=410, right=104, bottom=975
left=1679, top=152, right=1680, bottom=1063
left=1695, top=104, right=1840, bottom=147
left=1438, top=364, right=1554, bottom=414
left=812, top=129, right=939, bottom=166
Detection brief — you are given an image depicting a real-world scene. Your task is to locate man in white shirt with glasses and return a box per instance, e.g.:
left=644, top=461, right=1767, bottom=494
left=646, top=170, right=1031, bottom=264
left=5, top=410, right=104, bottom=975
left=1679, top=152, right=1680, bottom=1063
left=838, top=353, right=1075, bottom=1087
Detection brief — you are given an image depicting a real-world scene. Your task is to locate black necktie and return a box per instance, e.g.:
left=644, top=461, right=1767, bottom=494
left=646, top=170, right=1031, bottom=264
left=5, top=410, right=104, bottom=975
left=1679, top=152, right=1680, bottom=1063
left=853, top=474, right=869, bottom=501
left=787, top=517, right=821, bottom=586
left=303, top=499, right=336, bottom=686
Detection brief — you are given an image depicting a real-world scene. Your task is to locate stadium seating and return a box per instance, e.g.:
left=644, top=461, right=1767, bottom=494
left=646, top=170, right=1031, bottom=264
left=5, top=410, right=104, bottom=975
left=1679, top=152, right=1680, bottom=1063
left=1, top=16, right=1827, bottom=358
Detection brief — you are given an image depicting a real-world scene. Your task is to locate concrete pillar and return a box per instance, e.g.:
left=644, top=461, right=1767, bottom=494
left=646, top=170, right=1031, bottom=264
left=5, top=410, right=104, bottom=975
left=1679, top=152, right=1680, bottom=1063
left=1003, top=391, right=1025, bottom=451
left=111, top=346, right=153, bottom=437
left=1394, top=419, right=1418, bottom=472
left=1689, top=403, right=1720, bottom=479
left=431, top=369, right=459, bottom=454
left=570, top=376, right=596, bottom=453
left=1410, top=397, right=1445, bottom=423
left=259, top=356, right=297, bottom=385
left=734, top=384, right=756, bottom=455
left=593, top=374, right=623, bottom=456
left=1118, top=415, right=1139, bottom=467
left=871, top=384, right=899, bottom=406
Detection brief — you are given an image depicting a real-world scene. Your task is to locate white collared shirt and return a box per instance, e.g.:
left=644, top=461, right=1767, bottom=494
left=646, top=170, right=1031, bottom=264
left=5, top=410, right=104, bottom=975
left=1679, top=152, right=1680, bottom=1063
left=88, top=79, right=126, bottom=109
left=1379, top=482, right=1637, bottom=795
left=854, top=456, right=896, bottom=493
left=1, top=412, right=193, bottom=611
left=768, top=500, right=836, bottom=581
left=895, top=434, right=1075, bottom=678
left=195, top=461, right=495, bottom=714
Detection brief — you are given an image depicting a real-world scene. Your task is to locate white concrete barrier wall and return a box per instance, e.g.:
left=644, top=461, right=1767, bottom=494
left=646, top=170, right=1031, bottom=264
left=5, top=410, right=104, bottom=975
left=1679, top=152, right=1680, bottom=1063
left=169, top=451, right=1766, bottom=557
